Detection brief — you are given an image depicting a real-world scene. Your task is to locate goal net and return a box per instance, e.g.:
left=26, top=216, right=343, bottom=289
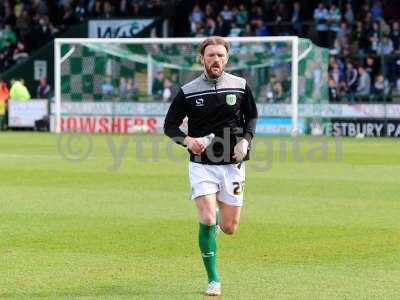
left=54, top=37, right=329, bottom=135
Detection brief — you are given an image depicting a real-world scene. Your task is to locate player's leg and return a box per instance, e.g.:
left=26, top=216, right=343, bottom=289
left=216, top=163, right=245, bottom=235
left=217, top=200, right=241, bottom=235
left=195, top=194, right=221, bottom=286
left=188, top=162, right=221, bottom=295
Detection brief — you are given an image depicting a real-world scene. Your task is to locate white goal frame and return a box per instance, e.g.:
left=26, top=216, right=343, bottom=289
left=54, top=36, right=299, bottom=134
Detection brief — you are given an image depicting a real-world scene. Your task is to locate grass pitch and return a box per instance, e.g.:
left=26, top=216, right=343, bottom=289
left=1, top=133, right=399, bottom=299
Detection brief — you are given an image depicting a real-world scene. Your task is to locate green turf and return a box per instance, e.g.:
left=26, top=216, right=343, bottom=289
left=1, top=133, right=399, bottom=299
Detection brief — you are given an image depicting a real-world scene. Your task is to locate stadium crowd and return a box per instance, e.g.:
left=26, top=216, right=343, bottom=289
left=187, top=0, right=400, bottom=102
left=0, top=0, right=399, bottom=103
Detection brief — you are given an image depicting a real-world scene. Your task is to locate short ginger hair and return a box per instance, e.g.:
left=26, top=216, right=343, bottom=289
left=198, top=36, right=230, bottom=56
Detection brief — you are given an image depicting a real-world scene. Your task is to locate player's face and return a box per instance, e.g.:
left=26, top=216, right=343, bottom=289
left=201, top=45, right=228, bottom=78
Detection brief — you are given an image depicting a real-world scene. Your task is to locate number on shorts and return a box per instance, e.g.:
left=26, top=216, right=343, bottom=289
left=233, top=181, right=245, bottom=195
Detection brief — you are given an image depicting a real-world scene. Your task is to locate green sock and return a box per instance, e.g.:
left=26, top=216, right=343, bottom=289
left=199, top=223, right=220, bottom=283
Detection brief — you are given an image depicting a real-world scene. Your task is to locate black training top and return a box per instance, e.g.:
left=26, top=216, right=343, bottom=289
left=164, top=71, right=258, bottom=165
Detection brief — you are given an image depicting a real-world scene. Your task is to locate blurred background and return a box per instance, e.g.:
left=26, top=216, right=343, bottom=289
left=0, top=0, right=399, bottom=136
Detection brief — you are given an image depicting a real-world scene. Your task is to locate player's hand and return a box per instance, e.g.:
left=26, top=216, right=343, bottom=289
left=233, top=138, right=249, bottom=162
left=184, top=136, right=205, bottom=155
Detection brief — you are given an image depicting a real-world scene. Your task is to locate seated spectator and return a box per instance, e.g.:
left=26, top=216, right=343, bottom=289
left=371, top=0, right=383, bottom=21
left=255, top=20, right=268, bottom=37
left=12, top=41, right=28, bottom=63
left=291, top=1, right=302, bottom=35
left=152, top=71, right=164, bottom=99
left=328, top=76, right=340, bottom=102
left=313, top=3, right=329, bottom=48
left=101, top=75, right=114, bottom=98
left=1, top=38, right=15, bottom=67
left=329, top=61, right=344, bottom=88
left=9, top=79, right=31, bottom=101
left=327, top=3, right=341, bottom=46
left=37, top=76, right=51, bottom=99
left=189, top=4, right=204, bottom=35
left=236, top=4, right=248, bottom=29
left=162, top=78, right=172, bottom=102
left=102, top=1, right=115, bottom=19
left=349, top=21, right=369, bottom=55
left=0, top=24, right=17, bottom=48
left=344, top=3, right=355, bottom=24
left=126, top=77, right=139, bottom=101
left=368, top=22, right=380, bottom=53
left=219, top=4, right=234, bottom=23
left=364, top=56, right=380, bottom=86
left=265, top=75, right=283, bottom=103
left=119, top=76, right=127, bottom=99
left=373, top=74, right=390, bottom=99
left=377, top=35, right=394, bottom=55
left=356, top=66, right=371, bottom=99
left=390, top=21, right=400, bottom=53
left=345, top=60, right=358, bottom=101
left=204, top=17, right=216, bottom=36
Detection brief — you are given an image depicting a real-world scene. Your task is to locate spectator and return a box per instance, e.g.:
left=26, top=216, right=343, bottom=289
left=162, top=78, right=172, bottom=102
left=291, top=1, right=302, bottom=35
left=37, top=76, right=51, bottom=99
left=0, top=24, right=17, bottom=48
left=328, top=76, right=340, bottom=102
left=119, top=76, right=128, bottom=99
left=329, top=61, right=344, bottom=88
left=204, top=17, right=216, bottom=36
left=169, top=73, right=180, bottom=99
left=327, top=3, right=341, bottom=46
left=350, top=21, right=368, bottom=55
left=344, top=2, right=355, bottom=24
left=75, top=0, right=87, bottom=22
left=345, top=60, right=358, bottom=101
left=219, top=4, right=234, bottom=23
left=126, top=77, right=139, bottom=101
left=373, top=73, right=390, bottom=99
left=32, top=0, right=48, bottom=17
left=377, top=35, right=394, bottom=55
left=15, top=10, right=31, bottom=45
left=101, top=75, right=114, bottom=98
left=12, top=41, right=28, bottom=63
left=236, top=4, right=248, bottom=29
left=364, top=56, right=380, bottom=85
left=152, top=71, right=164, bottom=98
left=390, top=21, right=399, bottom=52
left=356, top=66, right=371, bottom=98
left=189, top=4, right=204, bottom=34
left=215, top=15, right=230, bottom=37
left=1, top=39, right=15, bottom=68
left=265, top=75, right=283, bottom=102
left=255, top=20, right=268, bottom=37
left=371, top=0, right=383, bottom=21
left=102, top=1, right=115, bottom=19
left=313, top=3, right=329, bottom=47
left=130, top=3, right=141, bottom=17
left=9, top=79, right=31, bottom=101
left=369, top=21, right=382, bottom=53
left=0, top=80, right=9, bottom=103
left=228, top=22, right=242, bottom=38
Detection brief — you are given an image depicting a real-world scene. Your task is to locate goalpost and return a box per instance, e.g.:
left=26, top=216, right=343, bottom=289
left=54, top=37, right=328, bottom=135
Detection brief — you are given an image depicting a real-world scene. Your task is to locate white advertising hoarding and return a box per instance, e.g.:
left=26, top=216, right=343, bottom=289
left=9, top=100, right=48, bottom=128
left=51, top=102, right=400, bottom=119
left=88, top=19, right=154, bottom=38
